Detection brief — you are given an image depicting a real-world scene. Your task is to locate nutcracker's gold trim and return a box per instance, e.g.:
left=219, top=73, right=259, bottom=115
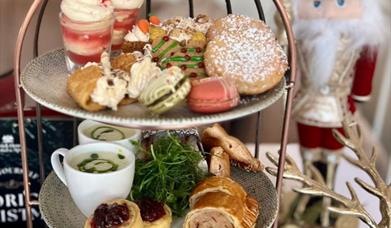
left=293, top=37, right=360, bottom=128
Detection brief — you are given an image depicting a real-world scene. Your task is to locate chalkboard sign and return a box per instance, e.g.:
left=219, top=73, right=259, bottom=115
left=0, top=119, right=74, bottom=227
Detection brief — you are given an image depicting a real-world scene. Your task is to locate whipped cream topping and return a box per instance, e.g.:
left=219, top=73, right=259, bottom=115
left=90, top=51, right=129, bottom=110
left=124, top=25, right=149, bottom=42
left=91, top=74, right=128, bottom=110
left=111, top=0, right=144, bottom=9
left=128, top=57, right=161, bottom=98
left=61, top=0, right=113, bottom=22
left=82, top=62, right=99, bottom=68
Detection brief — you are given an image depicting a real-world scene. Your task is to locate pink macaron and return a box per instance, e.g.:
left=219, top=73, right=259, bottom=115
left=188, top=77, right=240, bottom=113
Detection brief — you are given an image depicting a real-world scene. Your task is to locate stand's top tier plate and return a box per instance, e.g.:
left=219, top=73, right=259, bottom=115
left=21, top=49, right=285, bottom=129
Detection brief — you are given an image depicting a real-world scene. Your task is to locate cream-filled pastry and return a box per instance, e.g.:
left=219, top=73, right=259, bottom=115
left=127, top=56, right=161, bottom=99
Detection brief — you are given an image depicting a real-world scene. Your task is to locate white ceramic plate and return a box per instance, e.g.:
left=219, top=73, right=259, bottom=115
left=39, top=167, right=278, bottom=228
left=21, top=49, right=286, bottom=129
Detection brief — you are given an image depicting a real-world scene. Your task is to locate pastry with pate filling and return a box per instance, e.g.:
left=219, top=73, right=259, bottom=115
left=184, top=176, right=259, bottom=228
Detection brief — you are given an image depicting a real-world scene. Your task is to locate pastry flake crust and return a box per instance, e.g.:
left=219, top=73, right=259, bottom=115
left=190, top=176, right=247, bottom=208
left=66, top=65, right=105, bottom=112
left=184, top=191, right=244, bottom=228
left=186, top=176, right=259, bottom=228
left=111, top=53, right=137, bottom=73
left=209, top=147, right=231, bottom=177
left=202, top=124, right=263, bottom=172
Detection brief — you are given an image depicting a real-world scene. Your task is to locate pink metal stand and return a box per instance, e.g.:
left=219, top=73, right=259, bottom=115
left=13, top=1, right=297, bottom=227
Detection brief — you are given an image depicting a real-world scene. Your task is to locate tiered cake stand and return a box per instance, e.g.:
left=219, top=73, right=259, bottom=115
left=14, top=0, right=297, bottom=227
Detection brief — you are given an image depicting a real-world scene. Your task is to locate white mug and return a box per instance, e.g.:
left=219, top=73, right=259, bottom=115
left=51, top=142, right=135, bottom=216
left=78, top=120, right=141, bottom=151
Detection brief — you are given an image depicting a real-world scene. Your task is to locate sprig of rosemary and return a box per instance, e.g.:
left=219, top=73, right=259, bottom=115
left=129, top=134, right=206, bottom=217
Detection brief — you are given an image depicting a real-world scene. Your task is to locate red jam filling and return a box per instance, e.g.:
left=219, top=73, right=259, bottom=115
left=135, top=198, right=166, bottom=222
left=91, top=203, right=130, bottom=228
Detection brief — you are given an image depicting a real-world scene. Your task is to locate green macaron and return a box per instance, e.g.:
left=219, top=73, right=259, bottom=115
left=139, top=66, right=191, bottom=114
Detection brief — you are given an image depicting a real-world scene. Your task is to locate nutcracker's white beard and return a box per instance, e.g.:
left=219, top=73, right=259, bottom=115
left=292, top=0, right=386, bottom=88
left=296, top=26, right=340, bottom=88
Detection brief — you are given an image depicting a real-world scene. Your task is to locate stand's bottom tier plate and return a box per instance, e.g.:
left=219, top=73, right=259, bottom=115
left=39, top=168, right=278, bottom=228
left=21, top=49, right=286, bottom=129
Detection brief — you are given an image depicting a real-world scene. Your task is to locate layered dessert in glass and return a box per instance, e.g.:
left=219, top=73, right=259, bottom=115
left=111, top=0, right=145, bottom=54
left=60, top=0, right=114, bottom=72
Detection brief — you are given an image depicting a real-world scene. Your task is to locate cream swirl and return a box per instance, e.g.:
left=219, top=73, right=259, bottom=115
left=61, top=0, right=113, bottom=22
left=124, top=25, right=149, bottom=42
left=111, top=0, right=144, bottom=9
left=91, top=75, right=128, bottom=110
left=90, top=51, right=129, bottom=110
left=128, top=57, right=161, bottom=98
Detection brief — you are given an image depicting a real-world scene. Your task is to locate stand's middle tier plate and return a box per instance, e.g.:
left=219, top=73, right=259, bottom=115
left=21, top=49, right=285, bottom=129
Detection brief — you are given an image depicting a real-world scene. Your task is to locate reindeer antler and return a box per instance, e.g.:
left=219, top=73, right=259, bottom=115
left=266, top=114, right=391, bottom=227
left=266, top=152, right=377, bottom=228
left=333, top=117, right=391, bottom=227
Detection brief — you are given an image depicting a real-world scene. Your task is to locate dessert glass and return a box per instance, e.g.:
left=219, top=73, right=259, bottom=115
left=111, top=8, right=141, bottom=54
left=59, top=13, right=114, bottom=72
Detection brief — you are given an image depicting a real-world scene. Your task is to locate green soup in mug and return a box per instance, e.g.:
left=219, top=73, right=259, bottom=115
left=84, top=125, right=138, bottom=141
left=70, top=151, right=129, bottom=174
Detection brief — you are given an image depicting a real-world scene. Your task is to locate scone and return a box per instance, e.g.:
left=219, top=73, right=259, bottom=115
left=135, top=199, right=172, bottom=228
left=84, top=199, right=144, bottom=228
left=205, top=14, right=288, bottom=95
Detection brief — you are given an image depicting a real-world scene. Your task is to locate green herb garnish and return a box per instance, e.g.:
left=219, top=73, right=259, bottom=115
left=90, top=153, right=99, bottom=159
left=129, top=134, right=206, bottom=217
left=77, top=158, right=118, bottom=173
left=91, top=126, right=125, bottom=140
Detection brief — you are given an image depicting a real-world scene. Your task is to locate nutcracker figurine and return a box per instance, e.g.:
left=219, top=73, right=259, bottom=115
left=278, top=0, right=386, bottom=225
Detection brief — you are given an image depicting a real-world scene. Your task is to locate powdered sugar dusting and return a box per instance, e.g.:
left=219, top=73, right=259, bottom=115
left=206, top=14, right=288, bottom=83
left=162, top=14, right=213, bottom=35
